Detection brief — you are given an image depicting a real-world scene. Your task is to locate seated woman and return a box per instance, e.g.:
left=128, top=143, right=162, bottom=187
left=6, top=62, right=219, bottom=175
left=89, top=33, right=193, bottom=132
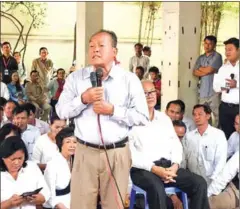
left=0, top=136, right=50, bottom=209
left=0, top=123, right=21, bottom=144
left=44, top=127, right=77, bottom=209
left=7, top=71, right=27, bottom=105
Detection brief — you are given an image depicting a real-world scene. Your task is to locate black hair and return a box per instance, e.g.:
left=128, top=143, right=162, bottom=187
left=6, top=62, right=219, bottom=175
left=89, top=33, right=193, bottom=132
left=143, top=46, right=151, bottom=51
left=22, top=103, right=36, bottom=114
left=136, top=66, right=144, bottom=75
left=90, top=29, right=118, bottom=48
left=166, top=100, right=185, bottom=113
left=223, top=37, right=239, bottom=49
left=12, top=106, right=30, bottom=117
left=1, top=42, right=11, bottom=48
left=56, top=127, right=75, bottom=152
left=4, top=100, right=18, bottom=108
left=13, top=51, right=21, bottom=56
left=192, top=104, right=212, bottom=115
left=0, top=97, right=7, bottom=107
left=148, top=66, right=160, bottom=74
left=23, top=79, right=30, bottom=88
left=0, top=124, right=22, bottom=143
left=39, top=47, right=48, bottom=54
left=10, top=71, right=22, bottom=92
left=57, top=68, right=65, bottom=74
left=172, top=120, right=187, bottom=133
left=0, top=136, right=29, bottom=172
left=50, top=113, right=64, bottom=125
left=204, top=35, right=217, bottom=45
left=0, top=106, right=3, bottom=111
left=30, top=70, right=39, bottom=76
left=134, top=43, right=143, bottom=48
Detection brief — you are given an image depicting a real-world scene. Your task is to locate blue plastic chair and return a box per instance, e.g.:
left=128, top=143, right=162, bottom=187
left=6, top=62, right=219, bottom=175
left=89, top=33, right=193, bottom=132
left=129, top=185, right=189, bottom=209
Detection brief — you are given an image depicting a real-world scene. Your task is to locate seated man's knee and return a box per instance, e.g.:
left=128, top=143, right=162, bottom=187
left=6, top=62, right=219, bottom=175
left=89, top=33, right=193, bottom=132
left=193, top=174, right=207, bottom=190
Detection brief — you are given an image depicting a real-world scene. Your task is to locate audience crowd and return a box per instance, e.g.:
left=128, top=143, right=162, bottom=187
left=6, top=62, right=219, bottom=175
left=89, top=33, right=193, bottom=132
left=0, top=34, right=239, bottom=209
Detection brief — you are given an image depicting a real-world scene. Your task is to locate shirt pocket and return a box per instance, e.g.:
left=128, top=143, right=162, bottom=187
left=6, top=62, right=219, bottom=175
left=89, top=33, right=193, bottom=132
left=202, top=145, right=215, bottom=162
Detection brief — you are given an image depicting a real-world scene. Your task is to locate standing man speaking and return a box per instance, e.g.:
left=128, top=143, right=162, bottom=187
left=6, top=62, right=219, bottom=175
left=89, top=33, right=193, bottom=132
left=56, top=30, right=149, bottom=209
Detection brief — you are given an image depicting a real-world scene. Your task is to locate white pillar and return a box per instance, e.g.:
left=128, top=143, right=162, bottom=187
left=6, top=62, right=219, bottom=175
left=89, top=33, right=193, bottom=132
left=161, top=2, right=201, bottom=117
left=76, top=2, right=104, bottom=69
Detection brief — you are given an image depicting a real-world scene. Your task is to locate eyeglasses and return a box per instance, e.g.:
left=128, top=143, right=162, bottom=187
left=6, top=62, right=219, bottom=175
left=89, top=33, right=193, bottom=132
left=144, top=90, right=156, bottom=97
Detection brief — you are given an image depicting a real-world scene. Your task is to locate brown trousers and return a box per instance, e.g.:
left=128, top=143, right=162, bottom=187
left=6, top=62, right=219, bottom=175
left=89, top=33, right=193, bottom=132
left=209, top=182, right=239, bottom=209
left=71, top=143, right=131, bottom=209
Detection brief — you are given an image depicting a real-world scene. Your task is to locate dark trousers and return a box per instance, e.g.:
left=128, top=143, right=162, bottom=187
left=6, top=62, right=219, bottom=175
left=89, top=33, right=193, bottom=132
left=130, top=167, right=209, bottom=209
left=219, top=102, right=239, bottom=139
left=50, top=99, right=58, bottom=114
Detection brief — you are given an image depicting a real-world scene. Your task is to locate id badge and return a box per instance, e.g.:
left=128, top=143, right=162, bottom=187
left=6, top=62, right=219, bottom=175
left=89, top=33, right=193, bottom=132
left=4, top=69, right=9, bottom=75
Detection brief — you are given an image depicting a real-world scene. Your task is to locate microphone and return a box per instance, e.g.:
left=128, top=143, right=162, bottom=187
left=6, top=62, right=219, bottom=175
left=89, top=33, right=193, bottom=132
left=90, top=72, right=97, bottom=87
left=226, top=73, right=235, bottom=93
left=96, top=68, right=103, bottom=87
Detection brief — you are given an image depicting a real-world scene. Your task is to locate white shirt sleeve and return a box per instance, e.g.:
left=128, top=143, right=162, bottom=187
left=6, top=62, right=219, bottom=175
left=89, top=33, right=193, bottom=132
left=210, top=131, right=228, bottom=180
left=213, top=66, right=224, bottom=93
left=31, top=162, right=50, bottom=203
left=32, top=138, right=42, bottom=164
left=1, top=83, right=10, bottom=100
left=44, top=161, right=59, bottom=208
left=208, top=151, right=239, bottom=197
left=227, top=132, right=238, bottom=159
left=56, top=72, right=88, bottom=119
left=129, top=128, right=154, bottom=172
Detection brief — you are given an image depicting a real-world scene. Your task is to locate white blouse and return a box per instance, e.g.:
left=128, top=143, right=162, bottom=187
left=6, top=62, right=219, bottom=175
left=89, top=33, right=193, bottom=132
left=32, top=133, right=59, bottom=164
left=44, top=153, right=71, bottom=209
left=1, top=161, right=50, bottom=209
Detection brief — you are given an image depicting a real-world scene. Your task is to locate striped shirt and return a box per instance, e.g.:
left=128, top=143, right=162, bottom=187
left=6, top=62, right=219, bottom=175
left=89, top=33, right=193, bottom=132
left=56, top=63, right=149, bottom=145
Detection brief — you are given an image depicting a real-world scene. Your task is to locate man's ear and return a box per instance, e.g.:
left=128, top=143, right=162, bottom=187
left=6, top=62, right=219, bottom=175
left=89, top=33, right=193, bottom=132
left=113, top=47, right=118, bottom=56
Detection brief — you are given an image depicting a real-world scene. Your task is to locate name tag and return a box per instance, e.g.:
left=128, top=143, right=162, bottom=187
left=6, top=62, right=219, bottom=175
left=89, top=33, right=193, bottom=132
left=4, top=69, right=9, bottom=75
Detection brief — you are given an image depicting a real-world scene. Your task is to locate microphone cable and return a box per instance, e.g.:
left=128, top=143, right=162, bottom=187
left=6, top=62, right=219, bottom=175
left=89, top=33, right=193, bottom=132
left=97, top=114, right=125, bottom=209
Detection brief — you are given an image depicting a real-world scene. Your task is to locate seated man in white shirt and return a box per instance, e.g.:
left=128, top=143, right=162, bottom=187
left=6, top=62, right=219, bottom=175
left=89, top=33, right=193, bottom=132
left=165, top=100, right=196, bottom=132
left=130, top=80, right=210, bottom=209
left=32, top=114, right=66, bottom=171
left=12, top=106, right=41, bottom=159
left=227, top=114, right=239, bottom=159
left=184, top=104, right=227, bottom=186
left=208, top=151, right=239, bottom=209
left=23, top=103, right=50, bottom=135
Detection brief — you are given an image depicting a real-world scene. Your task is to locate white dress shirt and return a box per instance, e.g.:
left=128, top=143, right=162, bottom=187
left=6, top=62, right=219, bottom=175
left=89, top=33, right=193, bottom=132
left=129, top=110, right=183, bottom=171
left=0, top=81, right=10, bottom=100
left=44, top=153, right=71, bottom=208
left=184, top=125, right=227, bottom=185
left=213, top=60, right=239, bottom=104
left=56, top=64, right=149, bottom=145
left=32, top=133, right=59, bottom=164
left=34, top=118, right=50, bottom=135
left=182, top=116, right=196, bottom=132
left=208, top=151, right=239, bottom=197
left=227, top=131, right=239, bottom=159
left=21, top=125, right=41, bottom=159
left=1, top=161, right=50, bottom=209
left=129, top=55, right=150, bottom=73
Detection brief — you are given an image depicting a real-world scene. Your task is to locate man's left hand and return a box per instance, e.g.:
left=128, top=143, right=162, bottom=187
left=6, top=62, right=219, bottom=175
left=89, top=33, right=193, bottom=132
left=93, top=100, right=114, bottom=115
left=166, top=164, right=179, bottom=175
left=226, top=79, right=237, bottom=88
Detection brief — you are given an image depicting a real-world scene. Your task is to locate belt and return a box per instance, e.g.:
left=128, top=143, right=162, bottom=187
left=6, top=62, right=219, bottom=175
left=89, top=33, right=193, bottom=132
left=222, top=102, right=239, bottom=107
left=78, top=137, right=128, bottom=150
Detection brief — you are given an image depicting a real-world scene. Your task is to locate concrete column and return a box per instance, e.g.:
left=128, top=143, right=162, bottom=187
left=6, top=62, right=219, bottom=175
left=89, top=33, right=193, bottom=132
left=161, top=2, right=201, bottom=117
left=76, top=2, right=104, bottom=69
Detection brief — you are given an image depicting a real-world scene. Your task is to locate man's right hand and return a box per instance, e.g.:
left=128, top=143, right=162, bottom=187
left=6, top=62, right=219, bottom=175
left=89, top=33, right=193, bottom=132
left=151, top=165, right=177, bottom=183
left=81, top=87, right=104, bottom=104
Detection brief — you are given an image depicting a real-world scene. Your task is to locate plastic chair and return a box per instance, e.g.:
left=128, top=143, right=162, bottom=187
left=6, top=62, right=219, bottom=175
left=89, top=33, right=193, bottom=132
left=129, top=185, right=188, bottom=209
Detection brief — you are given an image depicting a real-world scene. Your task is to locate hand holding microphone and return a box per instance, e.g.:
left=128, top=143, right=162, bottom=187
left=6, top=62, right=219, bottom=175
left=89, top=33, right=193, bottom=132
left=225, top=73, right=236, bottom=93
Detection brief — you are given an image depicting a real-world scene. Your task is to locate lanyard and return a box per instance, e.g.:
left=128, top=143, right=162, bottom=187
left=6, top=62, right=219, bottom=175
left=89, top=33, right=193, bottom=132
left=3, top=57, right=10, bottom=69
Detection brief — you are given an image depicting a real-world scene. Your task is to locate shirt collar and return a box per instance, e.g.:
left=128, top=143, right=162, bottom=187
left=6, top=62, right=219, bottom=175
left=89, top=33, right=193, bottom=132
left=194, top=124, right=211, bottom=135
left=226, top=59, right=239, bottom=66
left=82, top=62, right=117, bottom=80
